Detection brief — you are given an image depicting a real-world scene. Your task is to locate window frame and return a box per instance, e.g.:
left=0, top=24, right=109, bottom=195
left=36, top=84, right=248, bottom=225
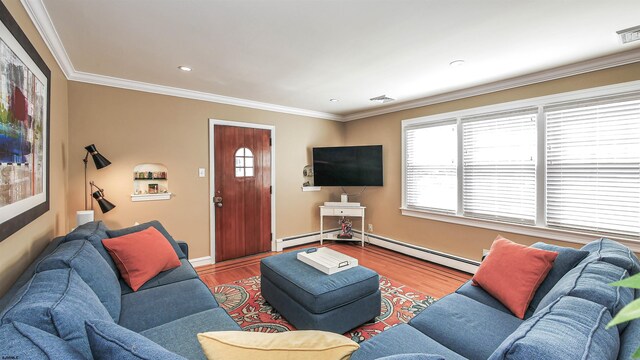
left=401, top=80, right=640, bottom=251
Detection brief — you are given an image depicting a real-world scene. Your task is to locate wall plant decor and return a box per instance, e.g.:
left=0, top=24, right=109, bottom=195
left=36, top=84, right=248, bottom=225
left=0, top=2, right=51, bottom=242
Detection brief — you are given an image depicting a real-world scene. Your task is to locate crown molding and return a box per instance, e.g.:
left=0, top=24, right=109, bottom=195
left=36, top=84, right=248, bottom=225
left=343, top=48, right=640, bottom=121
left=21, top=0, right=640, bottom=123
left=20, top=0, right=74, bottom=77
left=69, top=70, right=343, bottom=121
left=20, top=0, right=343, bottom=121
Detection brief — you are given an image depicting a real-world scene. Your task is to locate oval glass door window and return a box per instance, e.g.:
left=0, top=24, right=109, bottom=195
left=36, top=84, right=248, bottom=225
left=235, top=148, right=254, bottom=177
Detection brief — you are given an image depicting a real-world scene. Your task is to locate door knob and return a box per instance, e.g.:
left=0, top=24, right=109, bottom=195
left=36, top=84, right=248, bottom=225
left=214, top=196, right=223, bottom=208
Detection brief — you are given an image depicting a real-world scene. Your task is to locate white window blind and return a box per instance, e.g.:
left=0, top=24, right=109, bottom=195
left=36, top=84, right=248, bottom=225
left=546, top=93, right=640, bottom=237
left=462, top=109, right=537, bottom=224
left=405, top=121, right=457, bottom=213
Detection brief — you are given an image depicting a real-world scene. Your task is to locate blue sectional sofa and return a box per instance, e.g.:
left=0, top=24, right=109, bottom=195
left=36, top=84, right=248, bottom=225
left=0, top=221, right=240, bottom=360
left=352, top=238, right=640, bottom=360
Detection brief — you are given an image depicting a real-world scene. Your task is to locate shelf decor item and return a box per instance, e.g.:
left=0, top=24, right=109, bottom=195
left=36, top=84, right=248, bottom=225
left=131, top=163, right=171, bottom=201
left=0, top=2, right=52, bottom=242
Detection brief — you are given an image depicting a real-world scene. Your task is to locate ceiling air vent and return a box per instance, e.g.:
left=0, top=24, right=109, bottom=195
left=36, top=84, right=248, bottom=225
left=370, top=95, right=395, bottom=104
left=617, top=25, right=640, bottom=44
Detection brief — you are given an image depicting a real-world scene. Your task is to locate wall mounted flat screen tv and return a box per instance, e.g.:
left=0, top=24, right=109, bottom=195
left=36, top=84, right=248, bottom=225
left=313, top=145, right=383, bottom=186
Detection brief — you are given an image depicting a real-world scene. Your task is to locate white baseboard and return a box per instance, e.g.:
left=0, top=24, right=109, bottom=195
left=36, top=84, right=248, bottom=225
left=190, top=256, right=214, bottom=267
left=276, top=229, right=339, bottom=251
left=357, top=231, right=480, bottom=274
left=276, top=229, right=479, bottom=274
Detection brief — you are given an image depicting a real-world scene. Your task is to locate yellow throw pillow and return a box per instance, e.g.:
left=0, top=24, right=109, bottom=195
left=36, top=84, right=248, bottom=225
left=197, top=330, right=360, bottom=360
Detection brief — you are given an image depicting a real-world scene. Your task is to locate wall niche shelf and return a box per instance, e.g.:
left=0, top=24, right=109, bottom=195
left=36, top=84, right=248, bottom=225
left=131, top=163, right=172, bottom=202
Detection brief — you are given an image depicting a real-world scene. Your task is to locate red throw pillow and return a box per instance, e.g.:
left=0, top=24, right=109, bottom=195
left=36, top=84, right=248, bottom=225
left=102, top=226, right=181, bottom=291
left=472, top=236, right=558, bottom=319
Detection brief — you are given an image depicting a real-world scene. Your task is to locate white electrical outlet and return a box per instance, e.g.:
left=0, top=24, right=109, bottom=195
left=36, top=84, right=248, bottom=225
left=198, top=168, right=206, bottom=177
left=367, top=224, right=374, bottom=232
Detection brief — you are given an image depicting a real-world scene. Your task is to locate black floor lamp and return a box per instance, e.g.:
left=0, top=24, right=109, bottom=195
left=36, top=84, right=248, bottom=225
left=77, top=144, right=116, bottom=226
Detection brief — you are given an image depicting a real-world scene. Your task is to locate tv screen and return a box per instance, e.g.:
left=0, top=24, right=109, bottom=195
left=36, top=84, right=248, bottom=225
left=313, top=145, right=383, bottom=186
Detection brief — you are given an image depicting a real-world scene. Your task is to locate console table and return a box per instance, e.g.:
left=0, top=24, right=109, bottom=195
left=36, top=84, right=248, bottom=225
left=319, top=205, right=365, bottom=247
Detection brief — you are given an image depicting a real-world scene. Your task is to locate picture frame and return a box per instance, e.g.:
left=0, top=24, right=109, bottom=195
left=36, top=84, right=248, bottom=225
left=0, top=2, right=51, bottom=242
left=148, top=184, right=158, bottom=194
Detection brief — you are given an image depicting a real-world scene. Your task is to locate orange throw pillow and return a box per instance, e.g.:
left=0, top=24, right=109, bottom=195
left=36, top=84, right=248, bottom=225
left=102, top=226, right=181, bottom=291
left=472, top=236, right=558, bottom=319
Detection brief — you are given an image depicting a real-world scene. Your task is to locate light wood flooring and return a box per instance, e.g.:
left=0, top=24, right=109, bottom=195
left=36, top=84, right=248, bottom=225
left=196, top=242, right=471, bottom=298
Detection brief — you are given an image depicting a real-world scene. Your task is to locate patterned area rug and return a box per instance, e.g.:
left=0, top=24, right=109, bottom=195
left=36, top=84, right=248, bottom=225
left=211, top=275, right=437, bottom=343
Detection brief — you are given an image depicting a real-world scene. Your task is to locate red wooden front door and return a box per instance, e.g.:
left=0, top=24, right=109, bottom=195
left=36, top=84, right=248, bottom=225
left=214, top=125, right=271, bottom=262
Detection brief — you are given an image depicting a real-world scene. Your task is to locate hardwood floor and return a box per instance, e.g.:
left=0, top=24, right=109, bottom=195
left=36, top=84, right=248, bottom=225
left=197, top=242, right=472, bottom=298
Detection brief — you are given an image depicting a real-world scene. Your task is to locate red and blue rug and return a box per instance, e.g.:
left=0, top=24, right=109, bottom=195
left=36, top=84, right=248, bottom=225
left=211, top=275, right=436, bottom=343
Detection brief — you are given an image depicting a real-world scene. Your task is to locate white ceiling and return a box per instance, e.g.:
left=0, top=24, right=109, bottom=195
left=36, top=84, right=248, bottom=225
left=25, top=0, right=640, bottom=120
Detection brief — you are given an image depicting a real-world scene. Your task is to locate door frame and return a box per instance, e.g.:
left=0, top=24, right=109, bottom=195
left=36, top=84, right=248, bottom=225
left=208, top=119, right=276, bottom=264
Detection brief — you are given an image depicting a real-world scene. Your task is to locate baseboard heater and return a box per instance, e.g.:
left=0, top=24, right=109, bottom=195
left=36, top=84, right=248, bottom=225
left=277, top=230, right=479, bottom=274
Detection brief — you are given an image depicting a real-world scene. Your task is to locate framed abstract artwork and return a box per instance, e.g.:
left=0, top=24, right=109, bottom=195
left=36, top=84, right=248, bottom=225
left=0, top=2, right=51, bottom=242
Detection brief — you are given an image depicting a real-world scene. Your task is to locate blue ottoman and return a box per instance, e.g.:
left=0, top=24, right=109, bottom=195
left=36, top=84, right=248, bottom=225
left=260, top=249, right=381, bottom=333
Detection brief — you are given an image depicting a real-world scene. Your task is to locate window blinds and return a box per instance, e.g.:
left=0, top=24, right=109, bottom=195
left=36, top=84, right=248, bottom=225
left=545, top=93, right=640, bottom=237
left=462, top=109, right=538, bottom=224
left=405, top=121, right=457, bottom=213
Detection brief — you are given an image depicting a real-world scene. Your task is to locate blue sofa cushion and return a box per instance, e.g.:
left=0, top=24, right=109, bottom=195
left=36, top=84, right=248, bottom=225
left=86, top=319, right=187, bottom=360
left=0, top=236, right=64, bottom=313
left=377, top=355, right=446, bottom=360
left=536, top=260, right=633, bottom=332
left=409, top=293, right=522, bottom=360
left=119, top=258, right=198, bottom=295
left=260, top=250, right=379, bottom=314
left=528, top=242, right=588, bottom=313
left=350, top=324, right=466, bottom=360
left=64, top=221, right=118, bottom=275
left=141, top=308, right=241, bottom=360
left=581, top=238, right=640, bottom=275
left=489, top=296, right=619, bottom=360
left=119, top=278, right=218, bottom=332
left=36, top=240, right=121, bottom=322
left=0, top=321, right=85, bottom=360
left=0, top=268, right=113, bottom=359
left=106, top=220, right=186, bottom=259
left=619, top=316, right=640, bottom=360
left=455, top=281, right=512, bottom=315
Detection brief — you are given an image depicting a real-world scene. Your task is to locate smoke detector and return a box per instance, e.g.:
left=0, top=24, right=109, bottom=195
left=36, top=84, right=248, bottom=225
left=617, top=25, right=640, bottom=44
left=369, top=95, right=395, bottom=104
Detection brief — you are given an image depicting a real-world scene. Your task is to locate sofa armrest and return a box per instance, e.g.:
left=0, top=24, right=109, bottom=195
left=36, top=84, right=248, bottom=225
left=177, top=240, right=189, bottom=259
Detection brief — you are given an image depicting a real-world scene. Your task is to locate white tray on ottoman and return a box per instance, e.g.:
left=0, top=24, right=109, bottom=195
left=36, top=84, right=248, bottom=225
left=296, top=247, right=358, bottom=275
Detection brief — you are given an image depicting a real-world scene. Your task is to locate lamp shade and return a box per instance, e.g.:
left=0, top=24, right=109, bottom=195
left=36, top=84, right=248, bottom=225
left=85, top=144, right=111, bottom=169
left=92, top=191, right=116, bottom=213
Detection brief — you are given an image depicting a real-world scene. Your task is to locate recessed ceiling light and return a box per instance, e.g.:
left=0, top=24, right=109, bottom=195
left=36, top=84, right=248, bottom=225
left=449, top=60, right=465, bottom=67
left=178, top=66, right=192, bottom=72
left=329, top=98, right=339, bottom=102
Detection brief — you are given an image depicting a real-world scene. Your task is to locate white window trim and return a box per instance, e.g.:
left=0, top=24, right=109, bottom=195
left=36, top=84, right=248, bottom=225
left=401, top=79, right=640, bottom=252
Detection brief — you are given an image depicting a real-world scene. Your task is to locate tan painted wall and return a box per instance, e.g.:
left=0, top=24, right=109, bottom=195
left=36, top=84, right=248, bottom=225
left=0, top=0, right=68, bottom=296
left=344, top=63, right=640, bottom=262
left=67, top=82, right=344, bottom=259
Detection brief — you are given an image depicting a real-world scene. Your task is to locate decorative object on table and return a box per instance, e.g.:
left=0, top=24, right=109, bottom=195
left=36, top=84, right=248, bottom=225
left=148, top=184, right=158, bottom=194
left=0, top=2, right=51, bottom=242
left=78, top=144, right=111, bottom=226
left=90, top=181, right=116, bottom=213
left=337, top=218, right=353, bottom=239
left=212, top=275, right=436, bottom=343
